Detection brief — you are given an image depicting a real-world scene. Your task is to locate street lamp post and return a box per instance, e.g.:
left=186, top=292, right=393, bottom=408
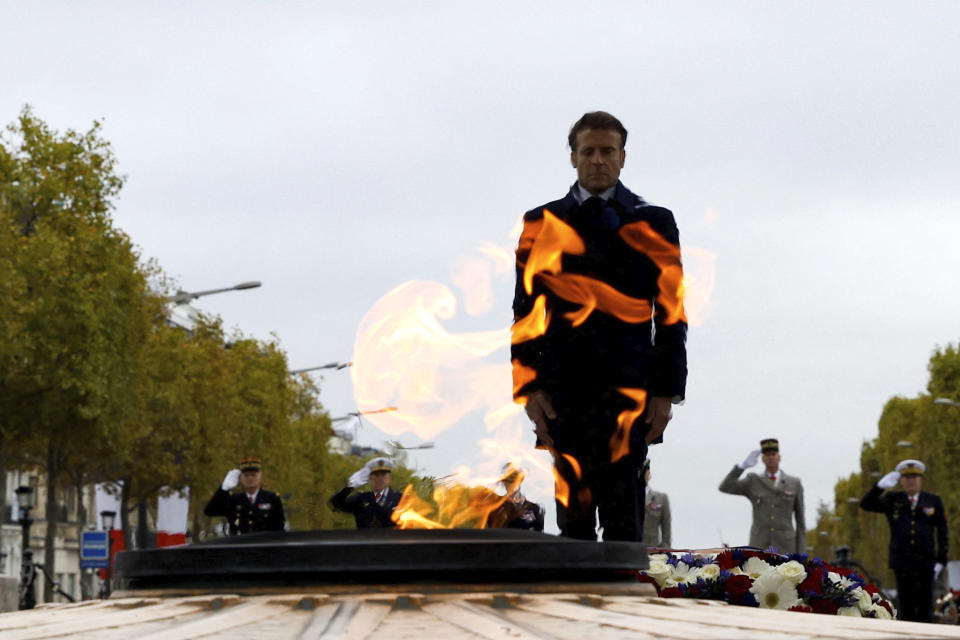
left=165, top=281, right=262, bottom=305
left=99, top=510, right=116, bottom=599
left=16, top=486, right=36, bottom=610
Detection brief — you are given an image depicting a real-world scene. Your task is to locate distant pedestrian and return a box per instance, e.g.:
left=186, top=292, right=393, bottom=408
left=861, top=459, right=948, bottom=622
left=718, top=438, right=805, bottom=553
left=204, top=457, right=285, bottom=534
left=330, top=457, right=401, bottom=528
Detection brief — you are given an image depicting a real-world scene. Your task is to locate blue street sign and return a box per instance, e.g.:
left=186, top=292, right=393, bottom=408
left=80, top=531, right=110, bottom=569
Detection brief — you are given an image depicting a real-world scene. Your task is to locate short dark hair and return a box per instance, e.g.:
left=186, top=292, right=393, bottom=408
left=568, top=111, right=628, bottom=151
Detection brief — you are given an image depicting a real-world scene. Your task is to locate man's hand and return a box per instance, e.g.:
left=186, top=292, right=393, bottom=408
left=877, top=470, right=901, bottom=489
left=935, top=562, right=944, bottom=577
left=348, top=466, right=371, bottom=488
left=524, top=390, right=557, bottom=449
left=739, top=449, right=762, bottom=470
left=221, top=469, right=241, bottom=491
left=644, top=396, right=673, bottom=444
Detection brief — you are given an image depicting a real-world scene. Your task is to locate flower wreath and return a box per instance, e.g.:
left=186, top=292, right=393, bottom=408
left=639, top=548, right=895, bottom=619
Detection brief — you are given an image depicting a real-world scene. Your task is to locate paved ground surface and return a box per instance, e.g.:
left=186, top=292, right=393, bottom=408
left=2, top=591, right=960, bottom=639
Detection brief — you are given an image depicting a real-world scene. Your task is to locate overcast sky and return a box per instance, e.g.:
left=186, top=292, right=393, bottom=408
left=4, top=1, right=960, bottom=548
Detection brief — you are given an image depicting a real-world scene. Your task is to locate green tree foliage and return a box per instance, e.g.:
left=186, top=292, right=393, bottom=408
left=813, top=343, right=960, bottom=589
left=0, top=107, right=161, bottom=600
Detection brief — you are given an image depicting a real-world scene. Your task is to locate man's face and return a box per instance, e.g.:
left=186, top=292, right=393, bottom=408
left=570, top=128, right=625, bottom=195
left=240, top=469, right=261, bottom=492
left=900, top=474, right=923, bottom=495
left=762, top=451, right=780, bottom=473
left=370, top=470, right=391, bottom=493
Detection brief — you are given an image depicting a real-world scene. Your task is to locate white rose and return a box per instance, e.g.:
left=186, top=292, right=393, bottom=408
left=700, top=564, right=720, bottom=580
left=775, top=560, right=806, bottom=585
left=644, top=559, right=671, bottom=586
left=857, top=589, right=872, bottom=610
left=868, top=604, right=892, bottom=620
left=648, top=553, right=669, bottom=564
left=838, top=605, right=862, bottom=617
left=743, top=556, right=774, bottom=579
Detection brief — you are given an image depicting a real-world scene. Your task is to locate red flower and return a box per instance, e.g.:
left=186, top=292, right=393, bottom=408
left=789, top=604, right=812, bottom=613
left=809, top=599, right=840, bottom=616
left=724, top=575, right=753, bottom=598
left=862, top=582, right=880, bottom=597
left=660, top=587, right=683, bottom=598
left=798, top=565, right=825, bottom=595
left=716, top=551, right=737, bottom=570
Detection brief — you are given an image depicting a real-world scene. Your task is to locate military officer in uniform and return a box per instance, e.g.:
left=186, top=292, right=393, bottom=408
left=489, top=462, right=546, bottom=531
left=860, top=459, right=948, bottom=623
left=330, top=457, right=401, bottom=528
left=204, top=457, right=285, bottom=534
left=642, top=459, right=672, bottom=548
left=718, top=438, right=805, bottom=553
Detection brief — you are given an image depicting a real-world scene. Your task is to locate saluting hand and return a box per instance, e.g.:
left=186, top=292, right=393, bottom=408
left=739, top=449, right=762, bottom=470
left=221, top=469, right=241, bottom=491
left=877, top=470, right=900, bottom=489
left=348, top=466, right=371, bottom=488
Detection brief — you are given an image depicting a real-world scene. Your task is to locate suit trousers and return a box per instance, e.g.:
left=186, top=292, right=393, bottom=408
left=895, top=566, right=934, bottom=623
left=548, top=388, right=648, bottom=541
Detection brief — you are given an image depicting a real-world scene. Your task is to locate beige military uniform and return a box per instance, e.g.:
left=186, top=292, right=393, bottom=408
left=642, top=489, right=671, bottom=547
left=719, top=466, right=805, bottom=554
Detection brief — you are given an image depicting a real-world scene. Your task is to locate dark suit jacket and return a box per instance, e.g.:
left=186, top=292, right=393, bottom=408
left=330, top=486, right=401, bottom=528
left=203, top=487, right=285, bottom=534
left=861, top=486, right=948, bottom=570
left=511, top=181, right=687, bottom=447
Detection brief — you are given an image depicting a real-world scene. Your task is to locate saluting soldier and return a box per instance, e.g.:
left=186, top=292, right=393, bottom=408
left=718, top=438, right=805, bottom=554
left=642, top=459, right=672, bottom=548
left=330, top=457, right=401, bottom=528
left=204, top=457, right=285, bottom=534
left=860, top=459, right=948, bottom=623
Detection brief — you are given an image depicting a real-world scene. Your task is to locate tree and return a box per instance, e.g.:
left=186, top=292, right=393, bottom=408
left=0, top=107, right=161, bottom=600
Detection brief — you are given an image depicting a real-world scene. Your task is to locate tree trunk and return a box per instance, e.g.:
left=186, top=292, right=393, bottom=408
left=44, top=442, right=62, bottom=603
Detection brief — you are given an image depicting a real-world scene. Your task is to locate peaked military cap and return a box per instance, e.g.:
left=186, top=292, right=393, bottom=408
left=760, top=438, right=779, bottom=453
left=238, top=457, right=262, bottom=472
left=368, top=457, right=393, bottom=473
left=895, top=459, right=926, bottom=476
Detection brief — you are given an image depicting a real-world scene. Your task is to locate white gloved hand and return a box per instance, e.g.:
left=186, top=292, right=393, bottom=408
left=935, top=562, right=944, bottom=576
left=221, top=468, right=241, bottom=491
left=348, top=466, right=371, bottom=488
left=739, top=449, right=762, bottom=470
left=877, top=471, right=900, bottom=490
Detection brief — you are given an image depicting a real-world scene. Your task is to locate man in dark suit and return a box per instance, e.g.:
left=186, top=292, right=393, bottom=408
left=512, top=111, right=687, bottom=541
left=861, top=458, right=948, bottom=622
left=204, top=457, right=285, bottom=534
left=718, top=438, right=805, bottom=553
left=330, top=457, right=401, bottom=528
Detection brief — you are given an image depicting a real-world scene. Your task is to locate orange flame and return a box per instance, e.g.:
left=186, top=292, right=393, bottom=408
left=618, top=220, right=687, bottom=325
left=521, top=210, right=585, bottom=295
left=511, top=359, right=537, bottom=400
left=609, top=388, right=648, bottom=463
left=552, top=453, right=583, bottom=508
left=511, top=294, right=551, bottom=345
left=391, top=469, right=528, bottom=529
left=538, top=272, right=653, bottom=326
left=680, top=246, right=716, bottom=327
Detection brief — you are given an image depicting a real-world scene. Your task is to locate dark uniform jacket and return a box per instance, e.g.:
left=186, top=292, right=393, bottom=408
left=861, top=486, right=948, bottom=570
left=511, top=181, right=687, bottom=447
left=330, top=486, right=401, bottom=528
left=204, top=488, right=285, bottom=535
